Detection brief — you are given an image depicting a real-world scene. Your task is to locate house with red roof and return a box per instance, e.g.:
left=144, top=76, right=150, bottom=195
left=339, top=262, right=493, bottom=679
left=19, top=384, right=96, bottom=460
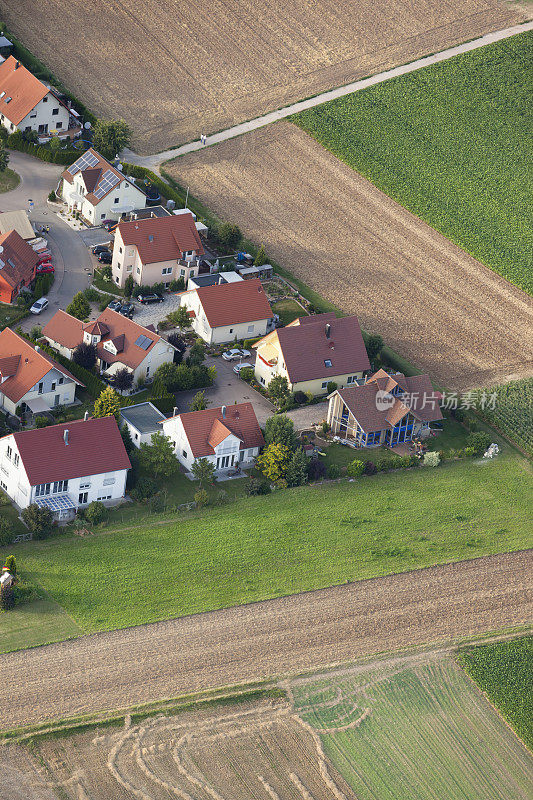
left=161, top=402, right=264, bottom=475
left=111, top=212, right=205, bottom=289
left=42, top=308, right=176, bottom=386
left=180, top=278, right=274, bottom=345
left=327, top=369, right=443, bottom=448
left=253, top=313, right=370, bottom=397
left=60, top=148, right=147, bottom=226
left=0, top=328, right=83, bottom=416
left=0, top=416, right=130, bottom=518
left=0, top=229, right=39, bottom=304
left=0, top=56, right=70, bottom=137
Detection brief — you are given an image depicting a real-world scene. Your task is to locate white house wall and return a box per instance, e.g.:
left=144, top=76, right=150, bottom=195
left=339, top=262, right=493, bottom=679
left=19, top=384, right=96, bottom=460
left=0, top=367, right=77, bottom=415
left=3, top=91, right=69, bottom=135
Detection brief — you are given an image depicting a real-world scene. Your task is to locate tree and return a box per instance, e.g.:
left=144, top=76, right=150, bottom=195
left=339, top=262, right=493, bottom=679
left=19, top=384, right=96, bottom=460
left=120, top=423, right=134, bottom=455
left=73, top=341, right=97, bottom=370
left=83, top=501, right=107, bottom=525
left=139, top=432, right=178, bottom=478
left=67, top=291, right=91, bottom=321
left=285, top=447, right=308, bottom=487
left=307, top=458, right=326, bottom=482
left=254, top=244, right=268, bottom=267
left=93, top=386, right=121, bottom=420
left=49, top=136, right=62, bottom=154
left=194, top=488, right=209, bottom=508
left=423, top=451, right=441, bottom=467
left=365, top=334, right=384, bottom=362
left=92, top=119, right=132, bottom=160
left=112, top=368, right=134, bottom=393
left=30, top=325, right=41, bottom=341
left=191, top=457, right=216, bottom=487
left=466, top=431, right=492, bottom=456
left=0, top=146, right=9, bottom=173
left=186, top=341, right=205, bottom=367
left=167, top=332, right=186, bottom=363
left=4, top=555, right=16, bottom=576
left=21, top=504, right=53, bottom=539
left=124, top=275, right=134, bottom=298
left=326, top=381, right=337, bottom=395
left=264, top=415, right=296, bottom=451
left=346, top=459, right=365, bottom=477
left=100, top=264, right=112, bottom=281
left=216, top=222, right=241, bottom=251
left=189, top=390, right=207, bottom=411
left=153, top=362, right=181, bottom=393
left=167, top=306, right=192, bottom=330
left=267, top=376, right=290, bottom=407
left=256, top=442, right=290, bottom=483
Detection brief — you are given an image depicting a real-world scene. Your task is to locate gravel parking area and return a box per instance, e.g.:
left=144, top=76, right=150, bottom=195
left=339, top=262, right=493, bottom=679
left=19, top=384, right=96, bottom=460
left=133, top=294, right=183, bottom=327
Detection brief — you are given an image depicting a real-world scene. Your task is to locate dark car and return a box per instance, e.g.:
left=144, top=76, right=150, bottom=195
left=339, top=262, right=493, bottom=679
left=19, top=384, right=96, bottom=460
left=137, top=293, right=163, bottom=304
left=108, top=299, right=122, bottom=312
left=118, top=303, right=135, bottom=318
left=98, top=251, right=113, bottom=264
left=92, top=244, right=110, bottom=256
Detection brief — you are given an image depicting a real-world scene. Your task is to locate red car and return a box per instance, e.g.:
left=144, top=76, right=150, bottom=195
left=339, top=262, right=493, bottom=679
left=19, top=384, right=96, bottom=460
left=37, top=253, right=52, bottom=265
left=36, top=263, right=54, bottom=274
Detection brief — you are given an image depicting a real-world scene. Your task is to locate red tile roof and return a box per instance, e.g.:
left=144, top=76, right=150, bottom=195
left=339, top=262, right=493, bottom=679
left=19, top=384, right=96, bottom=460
left=117, top=213, right=204, bottom=264
left=167, top=402, right=264, bottom=458
left=0, top=229, right=39, bottom=290
left=0, top=329, right=83, bottom=403
left=12, top=416, right=130, bottom=486
left=336, top=371, right=443, bottom=433
left=42, top=310, right=83, bottom=349
left=195, top=279, right=273, bottom=328
left=258, top=314, right=369, bottom=384
left=0, top=57, right=49, bottom=125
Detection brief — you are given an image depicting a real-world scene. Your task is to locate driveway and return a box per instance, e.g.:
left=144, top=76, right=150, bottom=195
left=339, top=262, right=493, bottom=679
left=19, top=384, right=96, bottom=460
left=133, top=293, right=183, bottom=327
left=2, top=150, right=93, bottom=331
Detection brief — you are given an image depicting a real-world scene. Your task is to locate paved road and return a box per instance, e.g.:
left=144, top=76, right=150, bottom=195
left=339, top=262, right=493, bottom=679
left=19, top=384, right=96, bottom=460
left=0, top=550, right=530, bottom=731
left=123, top=22, right=533, bottom=169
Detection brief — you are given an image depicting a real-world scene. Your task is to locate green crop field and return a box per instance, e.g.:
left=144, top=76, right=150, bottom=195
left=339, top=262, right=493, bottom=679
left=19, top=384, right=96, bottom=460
left=476, top=377, right=533, bottom=456
left=458, top=636, right=533, bottom=749
left=293, top=651, right=533, bottom=799
left=292, top=32, right=533, bottom=295
left=1, top=451, right=531, bottom=653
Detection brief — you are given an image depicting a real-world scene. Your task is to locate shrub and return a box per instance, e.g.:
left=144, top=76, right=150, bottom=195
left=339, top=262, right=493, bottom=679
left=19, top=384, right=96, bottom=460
left=293, top=390, right=307, bottom=405
left=464, top=446, right=476, bottom=458
left=326, top=381, right=338, bottom=395
left=466, top=431, right=492, bottom=456
left=83, top=286, right=100, bottom=302
left=327, top=463, right=341, bottom=479
left=321, top=421, right=331, bottom=436
left=423, top=451, right=441, bottom=467
left=168, top=278, right=185, bottom=292
left=83, top=501, right=107, bottom=525
left=124, top=275, right=134, bottom=298
left=0, top=518, right=13, bottom=547
left=22, top=504, right=53, bottom=539
left=189, top=390, right=207, bottom=411
left=215, top=222, right=241, bottom=250
left=254, top=244, right=268, bottom=266
left=131, top=477, right=157, bottom=502
left=363, top=460, right=377, bottom=475
left=239, top=366, right=254, bottom=383
left=194, top=488, right=209, bottom=508
left=3, top=555, right=16, bottom=576
left=245, top=477, right=271, bottom=496
left=67, top=291, right=91, bottom=321
left=216, top=489, right=229, bottom=505
left=30, top=325, right=42, bottom=341
left=365, top=333, right=384, bottom=361
left=346, top=459, right=365, bottom=477
left=48, top=190, right=56, bottom=202
left=100, top=264, right=112, bottom=281
left=149, top=492, right=167, bottom=513
left=98, top=293, right=114, bottom=312
left=285, top=447, right=309, bottom=487
left=0, top=585, right=15, bottom=610
left=35, top=415, right=51, bottom=428
left=307, top=458, right=327, bottom=482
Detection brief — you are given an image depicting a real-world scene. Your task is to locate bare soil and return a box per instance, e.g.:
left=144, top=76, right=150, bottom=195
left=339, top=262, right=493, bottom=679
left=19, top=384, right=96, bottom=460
left=168, top=123, right=533, bottom=389
left=2, top=2, right=526, bottom=153
left=0, top=550, right=530, bottom=733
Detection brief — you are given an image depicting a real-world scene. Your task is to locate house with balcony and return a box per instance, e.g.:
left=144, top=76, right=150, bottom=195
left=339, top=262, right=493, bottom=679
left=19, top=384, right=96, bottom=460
left=0, top=56, right=71, bottom=137
left=0, top=328, right=83, bottom=416
left=111, top=212, right=204, bottom=289
left=43, top=308, right=175, bottom=385
left=161, top=402, right=264, bottom=476
left=253, top=313, right=370, bottom=396
left=327, top=369, right=443, bottom=448
left=60, top=148, right=147, bottom=226
left=0, top=416, right=130, bottom=519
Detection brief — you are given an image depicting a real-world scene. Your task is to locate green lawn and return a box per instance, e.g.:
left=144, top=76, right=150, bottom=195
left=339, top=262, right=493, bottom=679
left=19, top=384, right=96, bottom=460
left=0, top=167, right=20, bottom=193
left=292, top=32, right=533, bottom=294
left=458, top=636, right=533, bottom=749
left=0, top=599, right=83, bottom=653
left=271, top=298, right=307, bottom=326
left=1, top=452, right=531, bottom=651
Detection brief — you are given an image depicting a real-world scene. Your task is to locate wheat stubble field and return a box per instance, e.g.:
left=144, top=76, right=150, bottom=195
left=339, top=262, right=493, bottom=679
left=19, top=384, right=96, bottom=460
left=2, top=0, right=527, bottom=153
left=168, top=122, right=533, bottom=389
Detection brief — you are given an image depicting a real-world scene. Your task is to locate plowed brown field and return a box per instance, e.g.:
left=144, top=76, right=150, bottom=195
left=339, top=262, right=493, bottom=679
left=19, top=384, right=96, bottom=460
left=2, top=1, right=526, bottom=153
left=168, top=122, right=533, bottom=389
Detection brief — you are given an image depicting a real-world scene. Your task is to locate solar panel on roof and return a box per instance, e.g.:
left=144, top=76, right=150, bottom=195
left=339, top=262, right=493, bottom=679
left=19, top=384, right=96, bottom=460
left=93, top=169, right=121, bottom=199
left=67, top=150, right=99, bottom=176
left=134, top=334, right=152, bottom=351
left=35, top=494, right=76, bottom=512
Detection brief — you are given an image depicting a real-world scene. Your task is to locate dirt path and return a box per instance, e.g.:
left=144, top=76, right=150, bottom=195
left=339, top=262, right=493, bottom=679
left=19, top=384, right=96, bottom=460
left=0, top=551, right=531, bottom=732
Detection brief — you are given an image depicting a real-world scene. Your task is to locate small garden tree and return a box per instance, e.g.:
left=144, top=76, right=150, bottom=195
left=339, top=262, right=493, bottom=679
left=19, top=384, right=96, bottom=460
left=466, top=431, right=492, bottom=456
left=124, top=275, right=134, bottom=298
left=423, top=451, right=441, bottom=467
left=93, top=386, right=121, bottom=420
left=73, top=341, right=97, bottom=370
left=189, top=390, right=207, bottom=411
left=30, top=325, right=41, bottom=341
left=285, top=447, right=308, bottom=487
left=21, top=504, right=53, bottom=539
left=194, top=488, right=209, bottom=508
left=191, top=457, right=216, bottom=487
left=4, top=555, right=16, bottom=576
left=152, top=361, right=181, bottom=393
left=254, top=244, right=268, bottom=267
left=0, top=145, right=9, bottom=173
left=267, top=376, right=290, bottom=407
left=112, top=368, right=134, bottom=393
left=365, top=333, right=384, bottom=362
left=264, top=415, right=296, bottom=451
left=256, top=442, right=290, bottom=483
left=167, top=307, right=192, bottom=331
left=92, top=118, right=132, bottom=160
left=67, top=291, right=91, bottom=321
left=139, top=432, right=178, bottom=478
left=120, top=423, right=134, bottom=455
left=186, top=341, right=205, bottom=367
left=346, top=459, right=365, bottom=477
left=83, top=501, right=107, bottom=525
left=216, top=222, right=241, bottom=251
left=307, top=458, right=326, bottom=482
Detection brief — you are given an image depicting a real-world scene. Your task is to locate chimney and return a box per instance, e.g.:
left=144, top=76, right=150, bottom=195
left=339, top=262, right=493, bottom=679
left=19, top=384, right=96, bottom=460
left=173, top=406, right=178, bottom=417
left=84, top=411, right=89, bottom=421
left=221, top=405, right=226, bottom=419
left=325, top=323, right=331, bottom=339
left=63, top=429, right=69, bottom=446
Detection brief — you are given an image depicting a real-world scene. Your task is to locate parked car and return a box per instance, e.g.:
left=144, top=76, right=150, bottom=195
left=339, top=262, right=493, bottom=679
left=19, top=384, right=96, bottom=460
left=36, top=263, right=54, bottom=274
left=30, top=297, right=49, bottom=315
left=101, top=220, right=117, bottom=232
left=92, top=244, right=110, bottom=256
left=118, top=303, right=135, bottom=318
left=108, top=299, right=122, bottom=312
left=233, top=362, right=254, bottom=375
left=97, top=251, right=113, bottom=264
left=37, top=253, right=53, bottom=265
left=137, top=293, right=163, bottom=304
left=222, top=348, right=251, bottom=361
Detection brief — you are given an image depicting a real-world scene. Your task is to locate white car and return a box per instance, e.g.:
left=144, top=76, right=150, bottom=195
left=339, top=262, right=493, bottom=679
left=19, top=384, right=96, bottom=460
left=233, top=362, right=254, bottom=375
left=30, top=297, right=49, bottom=314
left=222, top=348, right=251, bottom=361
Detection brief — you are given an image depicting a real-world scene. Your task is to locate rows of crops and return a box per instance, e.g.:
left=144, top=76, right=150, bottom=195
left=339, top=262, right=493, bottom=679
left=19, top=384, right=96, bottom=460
left=458, top=636, right=533, bottom=749
left=292, top=32, right=533, bottom=295
left=477, top=377, right=533, bottom=455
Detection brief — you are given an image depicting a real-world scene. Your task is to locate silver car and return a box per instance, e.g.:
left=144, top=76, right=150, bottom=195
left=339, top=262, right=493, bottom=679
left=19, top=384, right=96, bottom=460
left=30, top=297, right=49, bottom=314
left=222, top=348, right=251, bottom=361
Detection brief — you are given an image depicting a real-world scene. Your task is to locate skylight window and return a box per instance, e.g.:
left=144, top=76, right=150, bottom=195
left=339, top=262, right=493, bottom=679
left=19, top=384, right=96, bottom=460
left=4, top=97, right=12, bottom=104
left=324, top=359, right=332, bottom=368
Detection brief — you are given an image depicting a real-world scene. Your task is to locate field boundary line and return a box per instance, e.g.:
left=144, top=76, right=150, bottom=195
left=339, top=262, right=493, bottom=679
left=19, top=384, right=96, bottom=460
left=122, top=21, right=533, bottom=168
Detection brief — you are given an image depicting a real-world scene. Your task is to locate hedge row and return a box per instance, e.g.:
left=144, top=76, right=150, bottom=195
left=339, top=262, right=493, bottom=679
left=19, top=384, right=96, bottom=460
left=7, top=135, right=79, bottom=165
